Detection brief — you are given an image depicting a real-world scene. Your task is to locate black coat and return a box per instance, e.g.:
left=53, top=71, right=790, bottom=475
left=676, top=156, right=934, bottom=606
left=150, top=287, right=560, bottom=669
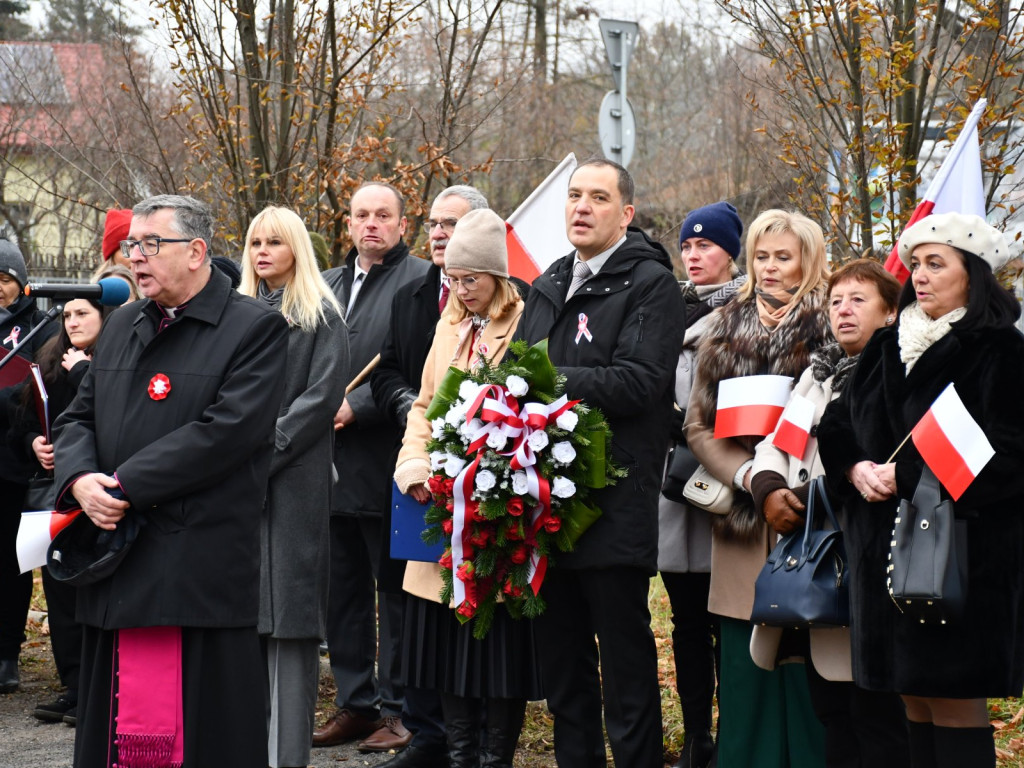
left=1, top=294, right=58, bottom=482
left=512, top=228, right=685, bottom=573
left=818, top=322, right=1024, bottom=697
left=323, top=241, right=429, bottom=516
left=53, top=268, right=289, bottom=630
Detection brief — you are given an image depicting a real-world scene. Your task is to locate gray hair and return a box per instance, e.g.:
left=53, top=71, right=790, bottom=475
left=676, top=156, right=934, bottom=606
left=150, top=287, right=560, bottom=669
left=132, top=195, right=214, bottom=250
left=435, top=185, right=488, bottom=211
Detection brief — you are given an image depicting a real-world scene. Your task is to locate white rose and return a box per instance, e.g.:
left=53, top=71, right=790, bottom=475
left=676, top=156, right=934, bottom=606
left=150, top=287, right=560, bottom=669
left=459, top=380, right=480, bottom=401
left=551, top=476, right=576, bottom=498
left=551, top=441, right=576, bottom=464
left=445, top=403, right=466, bottom=427
left=431, top=417, right=446, bottom=438
left=505, top=375, right=529, bottom=397
left=429, top=451, right=447, bottom=471
left=526, top=430, right=549, bottom=452
left=460, top=417, right=484, bottom=438
left=486, top=430, right=508, bottom=450
left=511, top=471, right=529, bottom=495
left=443, top=453, right=467, bottom=478
left=555, top=409, right=579, bottom=432
left=475, top=469, right=497, bottom=492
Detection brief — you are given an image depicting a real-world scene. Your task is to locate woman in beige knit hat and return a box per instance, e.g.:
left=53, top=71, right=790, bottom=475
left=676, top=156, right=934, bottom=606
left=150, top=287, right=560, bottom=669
left=393, top=208, right=539, bottom=768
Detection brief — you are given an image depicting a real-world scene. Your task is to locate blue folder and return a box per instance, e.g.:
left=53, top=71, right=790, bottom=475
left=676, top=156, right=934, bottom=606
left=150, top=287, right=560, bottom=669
left=390, top=481, right=445, bottom=563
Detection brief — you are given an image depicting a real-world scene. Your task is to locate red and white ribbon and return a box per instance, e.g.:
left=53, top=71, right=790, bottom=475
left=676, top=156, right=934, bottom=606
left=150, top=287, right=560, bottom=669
left=575, top=313, right=592, bottom=344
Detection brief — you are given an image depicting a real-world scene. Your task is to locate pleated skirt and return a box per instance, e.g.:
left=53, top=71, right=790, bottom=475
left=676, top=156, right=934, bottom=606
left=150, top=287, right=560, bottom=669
left=400, top=594, right=544, bottom=700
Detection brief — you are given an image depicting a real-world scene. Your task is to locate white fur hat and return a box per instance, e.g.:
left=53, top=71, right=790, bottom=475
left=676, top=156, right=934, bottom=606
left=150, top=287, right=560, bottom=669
left=898, top=212, right=1010, bottom=272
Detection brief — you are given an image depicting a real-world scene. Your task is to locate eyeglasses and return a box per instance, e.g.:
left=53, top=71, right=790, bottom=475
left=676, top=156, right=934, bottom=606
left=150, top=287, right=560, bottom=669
left=423, top=218, right=459, bottom=234
left=120, top=237, right=194, bottom=259
left=449, top=275, right=481, bottom=290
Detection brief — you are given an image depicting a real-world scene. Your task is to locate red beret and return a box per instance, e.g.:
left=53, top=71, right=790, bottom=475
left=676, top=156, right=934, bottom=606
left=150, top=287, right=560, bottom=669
left=102, top=209, right=133, bottom=261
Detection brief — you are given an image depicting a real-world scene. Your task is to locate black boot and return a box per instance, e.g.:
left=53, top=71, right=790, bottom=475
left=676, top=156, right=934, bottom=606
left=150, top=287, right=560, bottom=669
left=441, top=693, right=480, bottom=768
left=673, top=727, right=714, bottom=768
left=908, top=721, right=937, bottom=768
left=479, top=697, right=526, bottom=768
left=933, top=725, right=995, bottom=768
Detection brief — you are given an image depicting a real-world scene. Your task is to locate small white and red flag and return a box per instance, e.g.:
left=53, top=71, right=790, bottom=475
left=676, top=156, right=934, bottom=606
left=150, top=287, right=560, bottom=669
left=771, top=392, right=817, bottom=460
left=884, top=100, right=987, bottom=284
left=505, top=153, right=577, bottom=282
left=714, top=375, right=794, bottom=439
left=911, top=383, right=994, bottom=501
left=17, top=509, right=80, bottom=573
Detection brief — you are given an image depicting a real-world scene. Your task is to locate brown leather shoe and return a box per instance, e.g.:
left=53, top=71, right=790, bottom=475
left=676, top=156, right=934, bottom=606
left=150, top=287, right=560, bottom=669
left=312, top=708, right=380, bottom=747
left=356, top=715, right=413, bottom=753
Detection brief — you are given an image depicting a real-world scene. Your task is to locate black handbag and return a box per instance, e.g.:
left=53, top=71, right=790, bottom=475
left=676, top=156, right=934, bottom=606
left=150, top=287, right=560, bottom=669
left=23, top=472, right=57, bottom=512
left=886, top=464, right=967, bottom=623
left=751, top=477, right=850, bottom=628
left=661, top=442, right=701, bottom=504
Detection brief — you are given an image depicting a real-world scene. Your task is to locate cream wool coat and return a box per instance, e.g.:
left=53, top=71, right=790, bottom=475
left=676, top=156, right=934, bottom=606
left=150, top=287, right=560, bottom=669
left=394, top=300, right=525, bottom=603
left=748, top=365, right=852, bottom=681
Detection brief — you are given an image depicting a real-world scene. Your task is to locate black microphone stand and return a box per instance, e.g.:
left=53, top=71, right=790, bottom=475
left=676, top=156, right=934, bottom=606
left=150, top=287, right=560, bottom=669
left=0, top=302, right=63, bottom=376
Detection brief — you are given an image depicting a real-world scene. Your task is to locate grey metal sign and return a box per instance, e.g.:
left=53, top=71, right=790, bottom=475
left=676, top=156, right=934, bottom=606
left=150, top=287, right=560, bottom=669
left=598, top=18, right=639, bottom=167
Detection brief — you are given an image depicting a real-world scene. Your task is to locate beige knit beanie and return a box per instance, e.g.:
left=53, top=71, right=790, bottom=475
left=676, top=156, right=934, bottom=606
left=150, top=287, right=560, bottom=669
left=444, top=208, right=509, bottom=278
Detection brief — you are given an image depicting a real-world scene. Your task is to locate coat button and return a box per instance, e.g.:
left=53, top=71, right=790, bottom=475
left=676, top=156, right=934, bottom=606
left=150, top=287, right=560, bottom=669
left=798, top=469, right=809, bottom=482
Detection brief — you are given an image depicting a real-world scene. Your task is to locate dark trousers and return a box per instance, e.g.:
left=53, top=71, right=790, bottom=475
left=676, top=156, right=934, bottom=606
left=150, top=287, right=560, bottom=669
left=41, top=568, right=81, bottom=694
left=0, top=478, right=31, bottom=660
left=326, top=514, right=403, bottom=718
left=535, top=566, right=663, bottom=768
left=804, top=661, right=910, bottom=768
left=661, top=571, right=719, bottom=729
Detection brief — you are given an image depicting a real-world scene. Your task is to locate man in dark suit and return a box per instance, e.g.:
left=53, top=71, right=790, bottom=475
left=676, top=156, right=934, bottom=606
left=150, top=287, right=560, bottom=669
left=314, top=183, right=429, bottom=751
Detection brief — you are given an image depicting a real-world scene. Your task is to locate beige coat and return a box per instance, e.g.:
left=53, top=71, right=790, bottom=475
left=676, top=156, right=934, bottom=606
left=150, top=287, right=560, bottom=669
left=748, top=365, right=852, bottom=681
left=394, top=301, right=524, bottom=603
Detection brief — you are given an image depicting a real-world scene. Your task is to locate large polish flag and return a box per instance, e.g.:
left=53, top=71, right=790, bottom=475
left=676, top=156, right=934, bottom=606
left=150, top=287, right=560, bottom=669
left=772, top=392, right=817, bottom=459
left=17, top=509, right=80, bottom=573
left=910, top=383, right=994, bottom=501
left=505, top=153, right=577, bottom=283
left=884, top=100, right=987, bottom=284
left=714, top=375, right=794, bottom=439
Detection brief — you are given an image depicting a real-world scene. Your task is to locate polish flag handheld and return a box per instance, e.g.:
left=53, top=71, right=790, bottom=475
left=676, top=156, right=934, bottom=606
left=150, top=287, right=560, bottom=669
left=714, top=375, right=794, bottom=439
left=771, top=392, right=817, bottom=460
left=910, top=383, right=994, bottom=501
left=16, top=509, right=81, bottom=573
left=505, top=153, right=577, bottom=283
left=884, top=100, right=987, bottom=284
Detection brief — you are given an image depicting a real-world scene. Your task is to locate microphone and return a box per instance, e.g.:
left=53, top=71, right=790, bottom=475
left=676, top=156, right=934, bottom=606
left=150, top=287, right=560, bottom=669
left=25, top=277, right=132, bottom=307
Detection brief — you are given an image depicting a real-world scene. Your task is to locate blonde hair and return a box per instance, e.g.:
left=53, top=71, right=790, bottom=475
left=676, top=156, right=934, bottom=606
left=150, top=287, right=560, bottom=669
left=739, top=209, right=830, bottom=303
left=239, top=206, right=341, bottom=331
left=446, top=277, right=521, bottom=324
left=92, top=263, right=140, bottom=302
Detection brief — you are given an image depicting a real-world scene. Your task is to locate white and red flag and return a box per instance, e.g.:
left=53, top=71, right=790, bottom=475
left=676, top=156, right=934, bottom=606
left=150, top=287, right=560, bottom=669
left=771, top=392, right=817, bottom=460
left=884, top=100, right=987, bottom=284
left=17, top=509, right=80, bottom=573
left=911, top=383, right=994, bottom=501
left=505, top=153, right=577, bottom=282
left=714, top=375, right=793, bottom=439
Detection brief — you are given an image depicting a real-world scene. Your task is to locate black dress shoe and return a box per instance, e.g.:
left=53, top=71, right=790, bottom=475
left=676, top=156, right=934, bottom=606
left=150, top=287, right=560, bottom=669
left=63, top=706, right=78, bottom=727
left=33, top=694, right=77, bottom=722
left=379, top=743, right=450, bottom=768
left=0, top=658, right=18, bottom=694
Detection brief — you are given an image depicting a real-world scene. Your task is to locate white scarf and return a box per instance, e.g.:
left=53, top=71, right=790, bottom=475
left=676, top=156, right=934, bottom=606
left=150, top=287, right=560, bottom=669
left=898, top=301, right=967, bottom=373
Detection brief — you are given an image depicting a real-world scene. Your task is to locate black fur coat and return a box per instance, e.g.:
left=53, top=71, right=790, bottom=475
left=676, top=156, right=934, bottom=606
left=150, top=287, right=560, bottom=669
left=818, top=322, right=1024, bottom=697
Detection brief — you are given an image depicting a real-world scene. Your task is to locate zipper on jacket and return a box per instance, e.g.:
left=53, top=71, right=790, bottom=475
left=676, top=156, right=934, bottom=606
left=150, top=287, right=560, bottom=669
left=636, top=312, right=645, bottom=343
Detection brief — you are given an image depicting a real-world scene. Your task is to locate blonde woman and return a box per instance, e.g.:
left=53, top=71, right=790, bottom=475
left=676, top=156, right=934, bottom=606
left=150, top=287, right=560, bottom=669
left=240, top=206, right=349, bottom=768
left=394, top=208, right=540, bottom=768
left=685, top=209, right=832, bottom=768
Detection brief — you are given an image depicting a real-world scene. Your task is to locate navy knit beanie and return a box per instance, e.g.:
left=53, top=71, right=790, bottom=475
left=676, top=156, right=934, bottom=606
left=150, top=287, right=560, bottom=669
left=679, top=201, right=743, bottom=260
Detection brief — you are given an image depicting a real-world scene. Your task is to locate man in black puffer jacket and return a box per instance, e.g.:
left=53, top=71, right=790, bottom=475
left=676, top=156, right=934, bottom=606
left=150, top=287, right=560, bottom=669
left=512, top=159, right=685, bottom=768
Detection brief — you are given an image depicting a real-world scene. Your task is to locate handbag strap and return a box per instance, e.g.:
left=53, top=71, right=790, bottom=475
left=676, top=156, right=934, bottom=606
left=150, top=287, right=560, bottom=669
left=911, top=464, right=942, bottom=511
left=800, top=476, right=841, bottom=551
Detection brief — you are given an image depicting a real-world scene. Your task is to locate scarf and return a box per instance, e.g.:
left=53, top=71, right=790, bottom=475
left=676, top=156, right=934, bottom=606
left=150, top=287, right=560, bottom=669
left=898, top=301, right=967, bottom=373
left=755, top=285, right=799, bottom=328
left=451, top=314, right=490, bottom=368
left=256, top=280, right=284, bottom=311
left=809, top=341, right=859, bottom=394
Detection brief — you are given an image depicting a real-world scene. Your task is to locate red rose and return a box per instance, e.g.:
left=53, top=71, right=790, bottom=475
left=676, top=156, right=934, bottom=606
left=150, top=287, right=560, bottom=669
left=439, top=550, right=453, bottom=570
left=456, top=601, right=476, bottom=619
left=506, top=497, right=524, bottom=517
left=456, top=561, right=475, bottom=582
left=470, top=527, right=491, bottom=547
left=510, top=546, right=529, bottom=565
left=506, top=521, right=523, bottom=541
left=442, top=519, right=453, bottom=535
left=466, top=501, right=482, bottom=522
left=444, top=478, right=455, bottom=496
left=503, top=581, right=523, bottom=598
left=445, top=500, right=454, bottom=513
left=427, top=475, right=446, bottom=495
left=543, top=516, right=561, bottom=533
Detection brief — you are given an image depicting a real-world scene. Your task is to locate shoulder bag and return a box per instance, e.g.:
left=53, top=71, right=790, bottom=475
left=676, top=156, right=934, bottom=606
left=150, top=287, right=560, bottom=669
left=886, top=464, right=967, bottom=624
left=682, top=464, right=734, bottom=515
left=751, top=476, right=849, bottom=628
left=661, top=443, right=701, bottom=504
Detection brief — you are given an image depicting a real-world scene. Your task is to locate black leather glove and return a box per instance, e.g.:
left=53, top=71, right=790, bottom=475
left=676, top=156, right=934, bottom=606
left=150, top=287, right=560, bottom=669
left=391, top=387, right=418, bottom=430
